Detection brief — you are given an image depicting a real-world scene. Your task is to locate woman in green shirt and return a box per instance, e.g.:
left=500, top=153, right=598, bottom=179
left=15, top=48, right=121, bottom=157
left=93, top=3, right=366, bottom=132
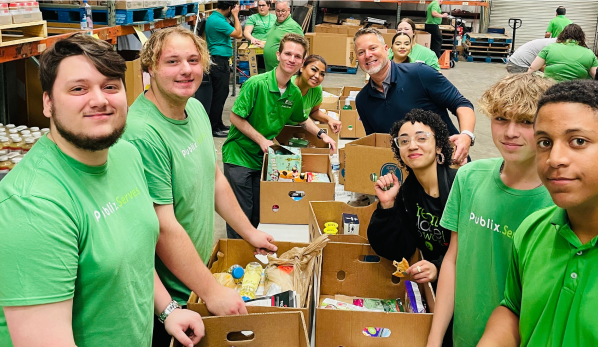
left=390, top=18, right=441, bottom=71
left=291, top=55, right=342, bottom=133
left=243, top=0, right=276, bottom=47
left=391, top=32, right=413, bottom=64
left=528, top=24, right=598, bottom=81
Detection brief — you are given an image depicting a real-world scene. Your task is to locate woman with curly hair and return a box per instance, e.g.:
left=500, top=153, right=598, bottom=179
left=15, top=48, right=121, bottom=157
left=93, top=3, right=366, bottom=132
left=528, top=23, right=598, bottom=81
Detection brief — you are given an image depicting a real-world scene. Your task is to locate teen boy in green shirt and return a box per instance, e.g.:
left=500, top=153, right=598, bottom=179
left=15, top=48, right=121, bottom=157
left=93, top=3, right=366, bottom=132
left=545, top=6, right=572, bottom=38
left=263, top=0, right=303, bottom=71
left=426, top=74, right=555, bottom=347
left=223, top=33, right=336, bottom=238
left=0, top=34, right=202, bottom=347
left=478, top=80, right=598, bottom=347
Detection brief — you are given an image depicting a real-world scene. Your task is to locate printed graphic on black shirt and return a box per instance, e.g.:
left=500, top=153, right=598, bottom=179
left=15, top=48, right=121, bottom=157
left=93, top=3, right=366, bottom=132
left=416, top=203, right=449, bottom=251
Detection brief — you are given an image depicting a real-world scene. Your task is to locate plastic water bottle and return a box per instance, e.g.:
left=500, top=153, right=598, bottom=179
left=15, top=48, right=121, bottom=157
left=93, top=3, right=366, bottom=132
left=239, top=262, right=263, bottom=301
left=342, top=99, right=352, bottom=110
left=331, top=154, right=345, bottom=199
left=80, top=0, right=93, bottom=30
left=227, top=264, right=245, bottom=285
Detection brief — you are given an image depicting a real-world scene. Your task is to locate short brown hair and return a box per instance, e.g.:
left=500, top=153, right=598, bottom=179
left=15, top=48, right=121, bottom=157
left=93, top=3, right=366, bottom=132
left=278, top=33, right=309, bottom=58
left=479, top=74, right=555, bottom=123
left=353, top=27, right=386, bottom=50
left=140, top=26, right=210, bottom=73
left=39, top=33, right=126, bottom=97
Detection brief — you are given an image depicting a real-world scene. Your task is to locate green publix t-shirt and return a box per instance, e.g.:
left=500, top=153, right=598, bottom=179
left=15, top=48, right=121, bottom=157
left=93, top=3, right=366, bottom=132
left=287, top=75, right=323, bottom=125
left=0, top=136, right=159, bottom=347
left=123, top=93, right=217, bottom=305
left=439, top=158, right=554, bottom=347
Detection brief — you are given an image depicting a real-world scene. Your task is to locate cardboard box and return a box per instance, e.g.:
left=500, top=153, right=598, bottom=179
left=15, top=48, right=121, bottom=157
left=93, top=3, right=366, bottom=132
left=308, top=201, right=378, bottom=243
left=344, top=134, right=407, bottom=195
left=305, top=32, right=314, bottom=56
left=339, top=147, right=345, bottom=184
left=315, top=242, right=435, bottom=347
left=0, top=14, right=12, bottom=25
left=120, top=52, right=144, bottom=107
left=12, top=12, right=43, bottom=24
left=310, top=33, right=356, bottom=67
left=275, top=124, right=338, bottom=154
left=187, top=239, right=316, bottom=334
left=323, top=13, right=338, bottom=24
left=415, top=30, right=432, bottom=48
left=171, top=312, right=310, bottom=347
left=115, top=0, right=144, bottom=10
left=261, top=153, right=334, bottom=224
left=315, top=24, right=362, bottom=37
left=339, top=109, right=366, bottom=139
left=321, top=86, right=342, bottom=112
left=343, top=18, right=361, bottom=26
left=238, top=43, right=260, bottom=76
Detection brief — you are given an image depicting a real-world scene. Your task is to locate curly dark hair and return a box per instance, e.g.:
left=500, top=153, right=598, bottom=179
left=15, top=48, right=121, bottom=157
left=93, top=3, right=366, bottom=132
left=390, top=109, right=454, bottom=172
left=536, top=80, right=598, bottom=118
left=557, top=24, right=587, bottom=48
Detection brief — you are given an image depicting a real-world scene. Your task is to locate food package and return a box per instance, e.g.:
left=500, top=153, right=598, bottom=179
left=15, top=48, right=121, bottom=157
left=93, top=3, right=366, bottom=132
left=267, top=145, right=301, bottom=182
left=213, top=273, right=236, bottom=289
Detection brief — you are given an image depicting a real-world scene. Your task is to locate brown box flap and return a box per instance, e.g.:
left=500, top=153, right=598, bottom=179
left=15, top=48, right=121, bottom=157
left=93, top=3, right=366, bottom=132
left=308, top=201, right=377, bottom=242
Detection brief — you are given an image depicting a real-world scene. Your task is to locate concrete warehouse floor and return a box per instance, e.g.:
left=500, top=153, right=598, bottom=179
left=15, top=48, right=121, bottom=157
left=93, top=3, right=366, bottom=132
left=212, top=61, right=509, bottom=241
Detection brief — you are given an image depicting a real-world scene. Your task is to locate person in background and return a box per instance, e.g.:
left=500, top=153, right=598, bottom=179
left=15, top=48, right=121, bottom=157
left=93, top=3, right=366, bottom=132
left=528, top=24, right=598, bottom=81
left=426, top=74, right=554, bottom=347
left=391, top=18, right=441, bottom=71
left=424, top=0, right=447, bottom=58
left=205, top=0, right=242, bottom=138
left=353, top=28, right=475, bottom=165
left=506, top=37, right=556, bottom=73
left=244, top=0, right=275, bottom=48
left=391, top=32, right=413, bottom=64
left=0, top=33, right=203, bottom=347
left=263, top=0, right=303, bottom=71
left=545, top=6, right=572, bottom=38
left=223, top=34, right=335, bottom=239
left=290, top=54, right=342, bottom=133
left=478, top=80, right=598, bottom=347
left=123, top=26, right=278, bottom=347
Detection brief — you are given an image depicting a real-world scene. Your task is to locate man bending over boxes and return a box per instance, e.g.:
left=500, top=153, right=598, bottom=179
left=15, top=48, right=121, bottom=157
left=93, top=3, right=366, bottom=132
left=222, top=33, right=336, bottom=238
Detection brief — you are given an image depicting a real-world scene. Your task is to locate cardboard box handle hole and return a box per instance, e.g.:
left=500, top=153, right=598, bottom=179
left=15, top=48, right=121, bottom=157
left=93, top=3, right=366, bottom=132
left=227, top=331, right=255, bottom=342
left=363, top=327, right=391, bottom=338
left=288, top=190, right=305, bottom=201
left=358, top=255, right=380, bottom=263
left=272, top=204, right=280, bottom=212
left=391, top=276, right=401, bottom=285
left=337, top=270, right=346, bottom=281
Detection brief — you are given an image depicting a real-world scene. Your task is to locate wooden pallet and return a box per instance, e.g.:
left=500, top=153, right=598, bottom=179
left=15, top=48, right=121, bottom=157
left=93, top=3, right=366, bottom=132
left=41, top=6, right=110, bottom=25
left=115, top=7, right=166, bottom=25
left=0, top=20, right=47, bottom=47
left=165, top=2, right=198, bottom=19
left=326, top=65, right=357, bottom=74
left=467, top=55, right=507, bottom=63
left=466, top=33, right=512, bottom=44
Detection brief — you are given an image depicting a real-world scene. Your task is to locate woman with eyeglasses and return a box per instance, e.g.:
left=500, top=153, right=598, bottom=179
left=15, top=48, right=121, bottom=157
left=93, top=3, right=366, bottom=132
left=243, top=0, right=275, bottom=48
left=368, top=108, right=456, bottom=289
left=391, top=32, right=413, bottom=65
left=389, top=18, right=441, bottom=71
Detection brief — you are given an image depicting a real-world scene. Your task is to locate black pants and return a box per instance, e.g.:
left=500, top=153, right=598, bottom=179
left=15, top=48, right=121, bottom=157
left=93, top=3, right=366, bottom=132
left=425, top=24, right=443, bottom=58
left=208, top=55, right=230, bottom=131
left=223, top=163, right=261, bottom=238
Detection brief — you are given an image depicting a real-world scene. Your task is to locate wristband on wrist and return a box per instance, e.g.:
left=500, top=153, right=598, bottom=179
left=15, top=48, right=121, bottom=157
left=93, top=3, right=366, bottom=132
left=158, top=300, right=181, bottom=324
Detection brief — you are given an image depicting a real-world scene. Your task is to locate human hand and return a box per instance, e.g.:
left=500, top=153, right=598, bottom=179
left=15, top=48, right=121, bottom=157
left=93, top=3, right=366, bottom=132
left=442, top=13, right=448, bottom=18
left=246, top=228, right=278, bottom=255
left=164, top=308, right=205, bottom=347
left=260, top=139, right=274, bottom=153
left=256, top=40, right=265, bottom=48
left=328, top=118, right=342, bottom=134
left=374, top=173, right=400, bottom=209
left=406, top=260, right=438, bottom=283
left=231, top=4, right=240, bottom=16
left=321, top=134, right=336, bottom=153
left=449, top=133, right=471, bottom=164
left=205, top=286, right=248, bottom=316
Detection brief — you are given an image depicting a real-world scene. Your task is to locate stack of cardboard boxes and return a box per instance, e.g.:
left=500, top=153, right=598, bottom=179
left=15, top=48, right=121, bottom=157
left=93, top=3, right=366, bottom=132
left=304, top=24, right=362, bottom=68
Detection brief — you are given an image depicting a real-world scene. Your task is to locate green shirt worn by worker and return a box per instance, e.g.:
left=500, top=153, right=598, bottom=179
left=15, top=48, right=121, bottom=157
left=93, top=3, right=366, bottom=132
left=223, top=68, right=307, bottom=170
left=205, top=10, right=234, bottom=57
left=263, top=15, right=304, bottom=71
left=440, top=158, right=554, bottom=347
left=501, top=206, right=598, bottom=347
left=546, top=15, right=572, bottom=38
left=123, top=94, right=217, bottom=305
left=388, top=43, right=441, bottom=71
left=246, top=13, right=276, bottom=41
left=426, top=0, right=442, bottom=25
left=286, top=75, right=323, bottom=125
left=0, top=136, right=159, bottom=347
left=538, top=41, right=598, bottom=82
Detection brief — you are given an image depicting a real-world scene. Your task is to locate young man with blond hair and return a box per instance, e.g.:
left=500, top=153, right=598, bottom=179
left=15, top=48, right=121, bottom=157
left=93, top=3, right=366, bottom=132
left=123, top=26, right=278, bottom=346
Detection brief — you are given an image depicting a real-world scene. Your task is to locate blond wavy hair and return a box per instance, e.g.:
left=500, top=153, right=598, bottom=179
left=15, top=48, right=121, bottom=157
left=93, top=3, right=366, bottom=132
left=140, top=26, right=211, bottom=74
left=478, top=73, right=555, bottom=122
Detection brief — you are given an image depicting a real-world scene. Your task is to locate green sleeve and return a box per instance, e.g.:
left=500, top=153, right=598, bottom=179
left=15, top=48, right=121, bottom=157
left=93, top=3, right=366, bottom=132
left=591, top=53, right=598, bottom=68
left=432, top=2, right=441, bottom=13
left=546, top=20, right=554, bottom=35
left=246, top=14, right=257, bottom=26
left=289, top=96, right=309, bottom=123
left=127, top=135, right=174, bottom=205
left=424, top=51, right=441, bottom=71
left=314, top=86, right=323, bottom=108
left=538, top=46, right=549, bottom=60
left=212, top=16, right=234, bottom=36
left=0, top=196, right=78, bottom=306
left=388, top=49, right=394, bottom=60
left=231, top=78, right=259, bottom=118
left=500, top=241, right=523, bottom=316
left=439, top=170, right=462, bottom=232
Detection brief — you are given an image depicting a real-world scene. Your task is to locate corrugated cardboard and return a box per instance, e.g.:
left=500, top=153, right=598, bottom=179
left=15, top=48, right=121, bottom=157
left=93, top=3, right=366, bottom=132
left=187, top=239, right=316, bottom=335
left=261, top=153, right=334, bottom=224
left=344, top=134, right=407, bottom=195
left=321, top=87, right=342, bottom=112
left=415, top=30, right=432, bottom=48
left=339, top=147, right=345, bottom=184
left=308, top=201, right=377, bottom=243
left=275, top=124, right=338, bottom=154
left=310, top=33, right=356, bottom=67
left=115, top=0, right=144, bottom=9
left=343, top=18, right=361, bottom=26
left=123, top=56, right=143, bottom=107
left=322, top=13, right=338, bottom=24
left=305, top=32, right=314, bottom=56
left=339, top=109, right=366, bottom=139
left=12, top=12, right=43, bottom=24
left=171, top=312, right=310, bottom=347
left=315, top=242, right=435, bottom=347
left=315, top=24, right=362, bottom=38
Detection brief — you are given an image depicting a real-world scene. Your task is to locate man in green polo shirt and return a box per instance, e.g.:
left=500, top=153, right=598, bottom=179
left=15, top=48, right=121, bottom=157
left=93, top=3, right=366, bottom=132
left=205, top=1, right=242, bottom=137
left=223, top=33, right=336, bottom=238
left=263, top=0, right=304, bottom=71
left=424, top=0, right=447, bottom=58
left=478, top=80, right=598, bottom=347
left=545, top=6, right=572, bottom=38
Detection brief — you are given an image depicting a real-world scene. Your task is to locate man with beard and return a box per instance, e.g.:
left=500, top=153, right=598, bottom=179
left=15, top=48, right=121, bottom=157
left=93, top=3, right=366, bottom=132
left=353, top=28, right=476, bottom=165
left=0, top=34, right=204, bottom=347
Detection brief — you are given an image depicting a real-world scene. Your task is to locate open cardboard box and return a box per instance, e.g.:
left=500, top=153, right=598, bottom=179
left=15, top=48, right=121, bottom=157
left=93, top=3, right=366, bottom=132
left=321, top=86, right=342, bottom=112
left=315, top=242, right=435, bottom=347
left=344, top=134, right=407, bottom=195
left=309, top=32, right=357, bottom=67
left=275, top=124, right=338, bottom=155
left=187, top=239, right=317, bottom=335
left=260, top=153, right=334, bottom=224
left=170, top=311, right=310, bottom=347
left=339, top=109, right=367, bottom=139
left=309, top=201, right=378, bottom=243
